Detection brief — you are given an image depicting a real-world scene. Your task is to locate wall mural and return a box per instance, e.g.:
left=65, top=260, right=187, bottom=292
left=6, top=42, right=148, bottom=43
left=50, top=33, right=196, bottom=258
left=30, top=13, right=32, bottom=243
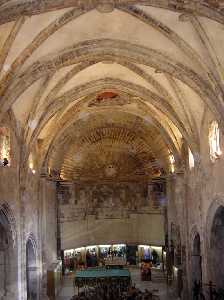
left=58, top=182, right=166, bottom=222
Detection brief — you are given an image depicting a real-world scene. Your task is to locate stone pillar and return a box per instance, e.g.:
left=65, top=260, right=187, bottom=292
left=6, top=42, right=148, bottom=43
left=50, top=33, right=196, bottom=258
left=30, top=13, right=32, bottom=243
left=38, top=177, right=58, bottom=300
left=18, top=185, right=28, bottom=300
left=167, top=169, right=191, bottom=299
left=175, top=170, right=190, bottom=300
left=38, top=178, right=49, bottom=300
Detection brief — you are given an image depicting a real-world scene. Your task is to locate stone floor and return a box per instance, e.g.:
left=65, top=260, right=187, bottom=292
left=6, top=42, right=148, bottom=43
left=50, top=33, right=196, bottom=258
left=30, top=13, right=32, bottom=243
left=56, top=267, right=177, bottom=300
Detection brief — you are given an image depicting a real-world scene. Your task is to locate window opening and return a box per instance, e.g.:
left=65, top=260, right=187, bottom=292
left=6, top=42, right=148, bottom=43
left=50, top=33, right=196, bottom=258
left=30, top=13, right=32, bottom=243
left=0, top=127, right=10, bottom=166
left=169, top=152, right=175, bottom=173
left=209, top=121, right=222, bottom=162
left=189, top=148, right=194, bottom=170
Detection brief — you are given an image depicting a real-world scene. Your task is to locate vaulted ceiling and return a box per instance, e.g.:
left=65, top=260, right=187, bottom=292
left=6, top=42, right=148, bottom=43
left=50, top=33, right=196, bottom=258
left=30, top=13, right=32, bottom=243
left=0, top=0, right=223, bottom=182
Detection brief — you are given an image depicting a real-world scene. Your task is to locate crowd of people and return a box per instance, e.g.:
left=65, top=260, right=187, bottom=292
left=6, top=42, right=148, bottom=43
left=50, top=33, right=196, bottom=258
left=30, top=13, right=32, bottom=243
left=71, top=285, right=159, bottom=300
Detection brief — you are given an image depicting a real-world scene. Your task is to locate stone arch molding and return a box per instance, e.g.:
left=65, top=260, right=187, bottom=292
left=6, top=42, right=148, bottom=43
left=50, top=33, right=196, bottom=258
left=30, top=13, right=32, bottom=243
left=26, top=233, right=39, bottom=300
left=1, top=39, right=223, bottom=125
left=21, top=72, right=193, bottom=174
left=190, top=225, right=201, bottom=254
left=39, top=95, right=184, bottom=177
left=27, top=76, right=197, bottom=170
left=0, top=1, right=224, bottom=26
left=205, top=195, right=224, bottom=286
left=206, top=195, right=224, bottom=249
left=46, top=112, right=175, bottom=178
left=26, top=233, right=38, bottom=254
left=0, top=202, right=17, bottom=248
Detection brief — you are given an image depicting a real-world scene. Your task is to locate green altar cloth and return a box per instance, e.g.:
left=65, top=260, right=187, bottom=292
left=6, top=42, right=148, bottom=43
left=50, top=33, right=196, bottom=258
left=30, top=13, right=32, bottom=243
left=74, top=268, right=131, bottom=287
left=75, top=269, right=130, bottom=279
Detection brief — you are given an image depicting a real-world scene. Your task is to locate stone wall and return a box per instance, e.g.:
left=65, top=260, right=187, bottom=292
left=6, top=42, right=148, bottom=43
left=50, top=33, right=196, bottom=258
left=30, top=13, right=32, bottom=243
left=58, top=182, right=165, bottom=249
left=0, top=113, right=58, bottom=300
left=166, top=108, right=224, bottom=298
left=61, top=213, right=165, bottom=249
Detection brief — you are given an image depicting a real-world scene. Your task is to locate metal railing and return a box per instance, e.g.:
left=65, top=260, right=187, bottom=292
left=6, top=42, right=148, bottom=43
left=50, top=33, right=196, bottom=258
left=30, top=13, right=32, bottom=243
left=193, top=281, right=224, bottom=300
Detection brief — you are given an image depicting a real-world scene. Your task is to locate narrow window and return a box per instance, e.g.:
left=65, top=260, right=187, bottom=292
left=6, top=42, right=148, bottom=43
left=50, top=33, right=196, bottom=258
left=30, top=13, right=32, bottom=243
left=0, top=127, right=10, bottom=166
left=169, top=152, right=175, bottom=173
left=209, top=121, right=222, bottom=162
left=189, top=148, right=194, bottom=170
left=28, top=153, right=36, bottom=174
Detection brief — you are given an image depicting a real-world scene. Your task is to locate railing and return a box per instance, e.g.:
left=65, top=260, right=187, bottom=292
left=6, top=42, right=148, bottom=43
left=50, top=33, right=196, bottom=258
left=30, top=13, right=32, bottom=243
left=193, top=281, right=224, bottom=300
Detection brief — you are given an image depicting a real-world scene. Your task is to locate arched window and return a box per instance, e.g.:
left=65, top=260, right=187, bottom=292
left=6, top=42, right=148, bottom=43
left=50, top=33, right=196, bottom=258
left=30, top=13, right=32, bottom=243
left=28, top=153, right=36, bottom=174
left=209, top=121, right=222, bottom=162
left=169, top=152, right=175, bottom=173
left=189, top=148, right=194, bottom=170
left=0, top=127, right=10, bottom=166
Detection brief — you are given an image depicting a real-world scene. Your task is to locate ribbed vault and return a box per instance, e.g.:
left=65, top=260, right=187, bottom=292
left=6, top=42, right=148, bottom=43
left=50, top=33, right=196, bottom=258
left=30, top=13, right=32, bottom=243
left=49, top=110, right=170, bottom=182
left=0, top=0, right=223, bottom=184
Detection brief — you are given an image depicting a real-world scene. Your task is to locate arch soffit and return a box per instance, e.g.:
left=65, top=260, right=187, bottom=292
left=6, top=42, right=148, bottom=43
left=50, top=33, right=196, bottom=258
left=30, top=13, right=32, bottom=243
left=118, top=4, right=219, bottom=87
left=0, top=3, right=220, bottom=133
left=43, top=106, right=181, bottom=173
left=38, top=59, right=174, bottom=116
left=34, top=87, right=189, bottom=173
left=0, top=4, right=213, bottom=103
left=0, top=3, right=215, bottom=93
left=46, top=110, right=174, bottom=172
left=189, top=225, right=201, bottom=253
left=206, top=196, right=224, bottom=249
left=28, top=58, right=177, bottom=144
left=26, top=232, right=38, bottom=255
left=1, top=39, right=222, bottom=125
left=0, top=1, right=223, bottom=26
left=0, top=202, right=17, bottom=248
left=29, top=77, right=196, bottom=156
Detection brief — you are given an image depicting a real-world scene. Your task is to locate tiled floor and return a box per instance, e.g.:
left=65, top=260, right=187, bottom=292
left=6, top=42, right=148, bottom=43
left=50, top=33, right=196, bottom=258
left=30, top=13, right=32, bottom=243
left=56, top=267, right=177, bottom=300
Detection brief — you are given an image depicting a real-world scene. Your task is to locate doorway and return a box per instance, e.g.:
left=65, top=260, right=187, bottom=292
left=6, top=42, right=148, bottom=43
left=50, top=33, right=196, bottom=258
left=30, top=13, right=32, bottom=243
left=191, top=233, right=202, bottom=285
left=26, top=238, right=38, bottom=300
left=210, top=206, right=224, bottom=289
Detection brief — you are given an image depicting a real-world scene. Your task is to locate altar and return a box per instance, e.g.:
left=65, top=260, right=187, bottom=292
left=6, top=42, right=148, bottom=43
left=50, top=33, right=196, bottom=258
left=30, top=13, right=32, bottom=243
left=74, top=268, right=131, bottom=290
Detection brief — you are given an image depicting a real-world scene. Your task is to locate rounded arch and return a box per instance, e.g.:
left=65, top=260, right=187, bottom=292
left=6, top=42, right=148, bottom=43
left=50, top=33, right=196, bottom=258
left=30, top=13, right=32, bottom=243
left=24, top=78, right=193, bottom=174
left=206, top=197, right=224, bottom=288
left=190, top=228, right=202, bottom=287
left=206, top=196, right=224, bottom=248
left=0, top=1, right=223, bottom=26
left=1, top=39, right=222, bottom=125
left=190, top=225, right=201, bottom=253
left=43, top=105, right=182, bottom=172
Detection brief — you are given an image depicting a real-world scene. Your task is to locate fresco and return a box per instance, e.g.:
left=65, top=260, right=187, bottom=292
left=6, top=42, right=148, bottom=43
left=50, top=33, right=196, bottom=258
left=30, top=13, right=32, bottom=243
left=58, top=182, right=166, bottom=222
